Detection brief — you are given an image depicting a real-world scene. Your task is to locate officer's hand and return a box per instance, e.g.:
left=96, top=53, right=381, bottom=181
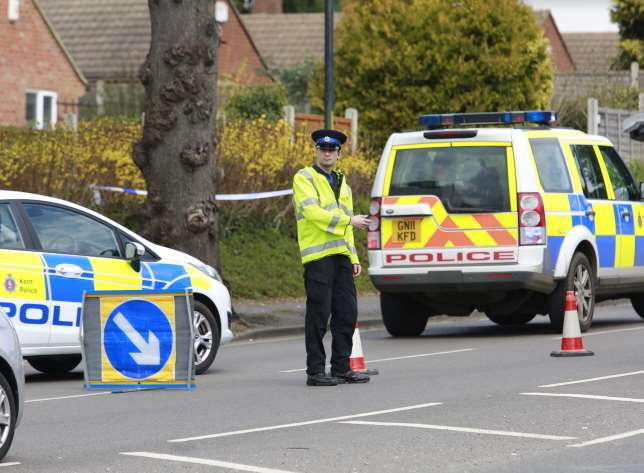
left=351, top=215, right=370, bottom=230
left=352, top=264, right=362, bottom=277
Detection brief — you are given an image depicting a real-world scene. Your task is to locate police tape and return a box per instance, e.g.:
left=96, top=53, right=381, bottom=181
left=91, top=185, right=293, bottom=205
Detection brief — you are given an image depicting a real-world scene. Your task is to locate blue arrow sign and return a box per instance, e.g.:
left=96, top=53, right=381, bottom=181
left=103, top=299, right=173, bottom=379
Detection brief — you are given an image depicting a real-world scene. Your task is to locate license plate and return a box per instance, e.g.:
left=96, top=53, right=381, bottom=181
left=392, top=218, right=422, bottom=243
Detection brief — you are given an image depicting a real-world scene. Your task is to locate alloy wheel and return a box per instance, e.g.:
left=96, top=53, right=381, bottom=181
left=0, top=385, right=11, bottom=451
left=193, top=311, right=213, bottom=368
left=573, top=263, right=593, bottom=323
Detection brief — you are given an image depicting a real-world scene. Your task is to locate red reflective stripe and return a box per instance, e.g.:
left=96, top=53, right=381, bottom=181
left=384, top=235, right=405, bottom=249
left=424, top=228, right=474, bottom=247
left=473, top=214, right=517, bottom=245
left=561, top=337, right=584, bottom=351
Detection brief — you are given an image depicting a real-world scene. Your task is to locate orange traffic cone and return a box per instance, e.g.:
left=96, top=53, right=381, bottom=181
left=349, top=322, right=379, bottom=375
left=551, top=290, right=594, bottom=357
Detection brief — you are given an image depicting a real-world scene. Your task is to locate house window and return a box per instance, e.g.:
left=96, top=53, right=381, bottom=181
left=26, top=90, right=57, bottom=129
left=8, top=0, right=20, bottom=23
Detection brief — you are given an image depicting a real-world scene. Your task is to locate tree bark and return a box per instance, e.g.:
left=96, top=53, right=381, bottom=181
left=135, top=0, right=220, bottom=266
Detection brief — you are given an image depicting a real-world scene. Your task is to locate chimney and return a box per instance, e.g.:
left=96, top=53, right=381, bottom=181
left=252, top=0, right=282, bottom=14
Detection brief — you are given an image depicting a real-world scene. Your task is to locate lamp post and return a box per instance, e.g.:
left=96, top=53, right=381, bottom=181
left=324, top=0, right=334, bottom=128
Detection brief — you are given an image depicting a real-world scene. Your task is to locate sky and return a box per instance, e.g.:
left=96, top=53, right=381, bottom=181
left=522, top=0, right=619, bottom=32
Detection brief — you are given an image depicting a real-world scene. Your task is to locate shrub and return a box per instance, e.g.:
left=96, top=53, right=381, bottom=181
left=217, top=117, right=377, bottom=231
left=223, top=83, right=288, bottom=122
left=555, top=80, right=642, bottom=130
left=310, top=0, right=553, bottom=149
left=0, top=117, right=377, bottom=232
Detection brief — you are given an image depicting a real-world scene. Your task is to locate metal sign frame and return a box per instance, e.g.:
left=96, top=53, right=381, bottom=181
left=81, top=289, right=195, bottom=392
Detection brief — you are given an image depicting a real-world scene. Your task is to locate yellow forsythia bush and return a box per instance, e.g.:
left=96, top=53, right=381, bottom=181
left=219, top=117, right=375, bottom=195
left=0, top=118, right=143, bottom=205
left=0, top=117, right=377, bottom=225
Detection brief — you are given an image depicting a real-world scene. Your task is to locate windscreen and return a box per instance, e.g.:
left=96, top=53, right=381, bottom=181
left=388, top=146, right=510, bottom=213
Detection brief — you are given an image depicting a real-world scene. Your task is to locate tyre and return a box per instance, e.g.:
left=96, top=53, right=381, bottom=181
left=27, top=354, right=81, bottom=374
left=548, top=252, right=595, bottom=333
left=0, top=371, right=16, bottom=461
left=193, top=300, right=220, bottom=375
left=380, top=293, right=429, bottom=337
left=631, top=294, right=644, bottom=319
left=486, top=312, right=536, bottom=326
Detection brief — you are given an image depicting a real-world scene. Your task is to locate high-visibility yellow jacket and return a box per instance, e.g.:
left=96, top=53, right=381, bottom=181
left=292, top=166, right=358, bottom=265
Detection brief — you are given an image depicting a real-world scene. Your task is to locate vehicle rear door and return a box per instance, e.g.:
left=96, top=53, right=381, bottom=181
left=0, top=202, right=50, bottom=348
left=380, top=141, right=518, bottom=267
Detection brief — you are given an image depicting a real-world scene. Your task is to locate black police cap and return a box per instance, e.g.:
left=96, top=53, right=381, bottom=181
left=311, top=129, right=347, bottom=149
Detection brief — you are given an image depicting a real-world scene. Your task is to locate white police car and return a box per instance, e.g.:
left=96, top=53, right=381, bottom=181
left=0, top=190, right=233, bottom=374
left=0, top=307, right=24, bottom=461
left=368, top=111, right=644, bottom=335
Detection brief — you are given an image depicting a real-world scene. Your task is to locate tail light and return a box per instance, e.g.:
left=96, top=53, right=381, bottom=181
left=518, top=192, right=546, bottom=245
left=367, top=197, right=381, bottom=249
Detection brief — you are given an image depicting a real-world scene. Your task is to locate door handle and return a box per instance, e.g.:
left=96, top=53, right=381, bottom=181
left=54, top=263, right=83, bottom=278
left=621, top=209, right=631, bottom=219
left=584, top=208, right=595, bottom=218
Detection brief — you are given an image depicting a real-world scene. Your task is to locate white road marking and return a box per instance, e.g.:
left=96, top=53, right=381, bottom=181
left=550, top=325, right=644, bottom=340
left=26, top=392, right=111, bottom=403
left=522, top=392, right=644, bottom=403
left=341, top=421, right=575, bottom=441
left=0, top=463, right=20, bottom=468
left=168, top=402, right=442, bottom=443
left=280, top=348, right=475, bottom=373
left=568, top=429, right=644, bottom=448
left=538, top=370, right=644, bottom=388
left=121, top=452, right=300, bottom=473
left=552, top=327, right=644, bottom=340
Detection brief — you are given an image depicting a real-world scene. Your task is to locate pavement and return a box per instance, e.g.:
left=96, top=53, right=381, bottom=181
left=231, top=293, right=384, bottom=340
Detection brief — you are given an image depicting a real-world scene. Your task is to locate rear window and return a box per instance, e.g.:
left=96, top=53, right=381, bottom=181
left=529, top=138, right=572, bottom=193
left=388, top=145, right=510, bottom=213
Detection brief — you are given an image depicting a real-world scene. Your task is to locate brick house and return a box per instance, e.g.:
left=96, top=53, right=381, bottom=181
left=38, top=0, right=271, bottom=114
left=554, top=33, right=643, bottom=98
left=535, top=10, right=574, bottom=73
left=251, top=0, right=282, bottom=14
left=0, top=0, right=87, bottom=128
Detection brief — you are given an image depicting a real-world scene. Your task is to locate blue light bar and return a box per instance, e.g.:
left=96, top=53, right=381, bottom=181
left=419, top=111, right=557, bottom=128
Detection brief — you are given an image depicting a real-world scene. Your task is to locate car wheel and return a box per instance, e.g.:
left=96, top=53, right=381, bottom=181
left=380, top=292, right=429, bottom=337
left=548, top=252, right=595, bottom=333
left=193, top=301, right=220, bottom=375
left=486, top=312, right=536, bottom=326
left=27, top=355, right=81, bottom=374
left=0, top=371, right=17, bottom=461
left=631, top=294, right=644, bottom=319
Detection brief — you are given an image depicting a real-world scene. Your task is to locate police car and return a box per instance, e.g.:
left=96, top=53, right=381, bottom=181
left=0, top=307, right=24, bottom=461
left=367, top=111, right=644, bottom=336
left=0, top=191, right=233, bottom=374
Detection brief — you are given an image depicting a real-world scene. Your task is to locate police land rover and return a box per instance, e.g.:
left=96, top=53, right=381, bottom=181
left=0, top=191, right=233, bottom=374
left=367, top=111, right=644, bottom=336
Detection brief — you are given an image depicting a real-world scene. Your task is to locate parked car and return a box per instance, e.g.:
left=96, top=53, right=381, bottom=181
left=367, top=111, right=644, bottom=336
left=0, top=191, right=233, bottom=374
left=0, top=307, right=24, bottom=461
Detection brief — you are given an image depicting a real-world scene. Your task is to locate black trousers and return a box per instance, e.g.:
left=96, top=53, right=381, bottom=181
left=304, top=254, right=358, bottom=375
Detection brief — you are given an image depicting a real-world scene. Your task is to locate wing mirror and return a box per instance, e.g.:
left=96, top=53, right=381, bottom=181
left=125, top=242, right=145, bottom=272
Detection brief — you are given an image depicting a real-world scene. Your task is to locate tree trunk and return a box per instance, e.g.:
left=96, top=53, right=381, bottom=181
left=134, top=0, right=219, bottom=267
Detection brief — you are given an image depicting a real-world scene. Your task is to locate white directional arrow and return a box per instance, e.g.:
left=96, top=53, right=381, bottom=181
left=113, top=312, right=161, bottom=365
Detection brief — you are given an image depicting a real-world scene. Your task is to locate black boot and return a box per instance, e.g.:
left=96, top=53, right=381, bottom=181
left=306, top=372, right=340, bottom=386
left=332, top=370, right=370, bottom=384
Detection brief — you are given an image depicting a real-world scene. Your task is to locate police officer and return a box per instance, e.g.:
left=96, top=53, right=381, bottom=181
left=292, top=129, right=371, bottom=386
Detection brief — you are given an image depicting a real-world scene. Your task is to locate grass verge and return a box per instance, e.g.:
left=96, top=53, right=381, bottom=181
left=219, top=224, right=375, bottom=300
